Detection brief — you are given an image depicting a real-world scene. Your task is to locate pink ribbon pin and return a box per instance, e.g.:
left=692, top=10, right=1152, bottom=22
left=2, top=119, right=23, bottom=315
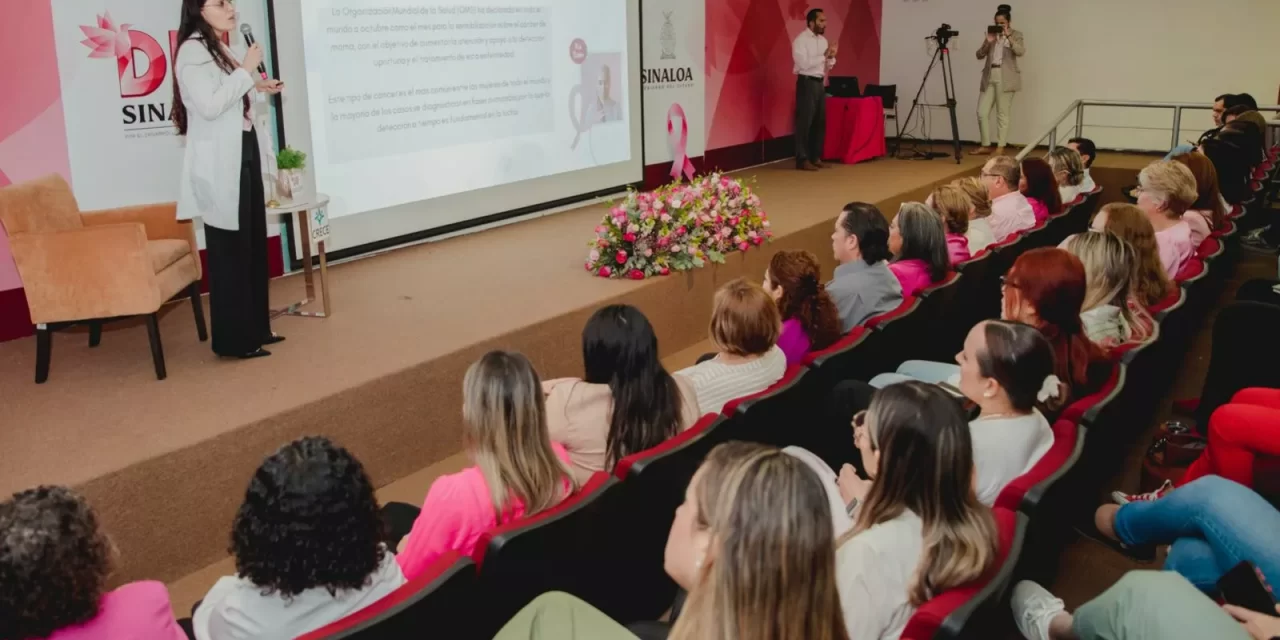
left=667, top=103, right=696, bottom=182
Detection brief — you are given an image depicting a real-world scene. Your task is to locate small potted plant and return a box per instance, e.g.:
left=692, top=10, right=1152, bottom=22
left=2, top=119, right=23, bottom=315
left=275, top=147, right=308, bottom=203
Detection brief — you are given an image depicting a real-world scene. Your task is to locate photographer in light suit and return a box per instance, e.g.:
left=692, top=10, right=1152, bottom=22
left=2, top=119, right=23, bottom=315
left=972, top=4, right=1025, bottom=156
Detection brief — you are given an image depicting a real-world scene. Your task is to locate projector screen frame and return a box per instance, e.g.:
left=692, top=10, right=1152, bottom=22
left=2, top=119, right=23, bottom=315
left=264, top=0, right=649, bottom=268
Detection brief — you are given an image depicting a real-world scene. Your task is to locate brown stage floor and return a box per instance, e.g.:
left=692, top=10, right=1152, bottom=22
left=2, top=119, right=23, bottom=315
left=0, top=148, right=1150, bottom=585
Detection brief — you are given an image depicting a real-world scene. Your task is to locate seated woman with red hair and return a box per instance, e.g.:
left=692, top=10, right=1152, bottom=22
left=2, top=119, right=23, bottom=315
left=1019, top=157, right=1063, bottom=225
left=870, top=248, right=1112, bottom=405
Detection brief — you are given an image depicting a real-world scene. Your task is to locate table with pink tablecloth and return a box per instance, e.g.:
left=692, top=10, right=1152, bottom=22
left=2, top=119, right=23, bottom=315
left=822, top=96, right=887, bottom=164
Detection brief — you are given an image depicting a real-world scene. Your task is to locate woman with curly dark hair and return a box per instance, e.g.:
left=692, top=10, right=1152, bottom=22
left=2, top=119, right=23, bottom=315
left=0, top=486, right=187, bottom=640
left=764, top=250, right=842, bottom=364
left=192, top=437, right=404, bottom=639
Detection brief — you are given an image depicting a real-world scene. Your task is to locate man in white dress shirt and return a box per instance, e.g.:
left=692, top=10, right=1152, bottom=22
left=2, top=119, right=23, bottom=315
left=792, top=8, right=836, bottom=171
left=981, top=155, right=1036, bottom=242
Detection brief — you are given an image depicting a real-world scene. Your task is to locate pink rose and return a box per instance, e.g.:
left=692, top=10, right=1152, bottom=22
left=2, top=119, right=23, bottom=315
left=595, top=225, right=606, bottom=234
left=629, top=269, right=645, bottom=280
left=762, top=220, right=771, bottom=228
left=720, top=227, right=733, bottom=237
left=657, top=236, right=670, bottom=247
left=598, top=266, right=612, bottom=277
left=584, top=262, right=592, bottom=271
left=676, top=226, right=687, bottom=235
left=753, top=236, right=764, bottom=246
left=730, top=216, right=740, bottom=226
left=623, top=232, right=637, bottom=242
left=738, top=241, right=750, bottom=251
left=589, top=249, right=601, bottom=261
left=660, top=266, right=671, bottom=276
left=644, top=248, right=653, bottom=257
left=670, top=244, right=682, bottom=253
left=615, top=250, right=628, bottom=264
left=659, top=212, right=672, bottom=222
left=597, top=238, right=610, bottom=248
left=687, top=245, right=697, bottom=255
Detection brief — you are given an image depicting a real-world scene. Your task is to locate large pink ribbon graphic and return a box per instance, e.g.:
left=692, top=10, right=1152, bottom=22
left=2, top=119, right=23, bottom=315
left=667, top=103, right=695, bottom=182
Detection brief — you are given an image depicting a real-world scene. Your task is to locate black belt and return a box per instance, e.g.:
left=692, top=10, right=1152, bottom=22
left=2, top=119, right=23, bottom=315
left=991, top=64, right=1002, bottom=68
left=798, top=75, right=823, bottom=81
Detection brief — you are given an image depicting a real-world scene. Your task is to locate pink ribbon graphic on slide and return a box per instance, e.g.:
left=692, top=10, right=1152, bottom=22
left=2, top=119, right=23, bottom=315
left=667, top=103, right=695, bottom=182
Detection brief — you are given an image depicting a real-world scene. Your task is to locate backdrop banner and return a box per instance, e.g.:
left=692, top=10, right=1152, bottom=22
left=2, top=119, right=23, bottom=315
left=641, top=0, right=705, bottom=178
left=49, top=0, right=268, bottom=210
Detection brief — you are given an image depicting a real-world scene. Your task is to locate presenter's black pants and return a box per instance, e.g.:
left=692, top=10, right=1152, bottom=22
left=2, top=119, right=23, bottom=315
left=204, top=130, right=271, bottom=357
left=794, top=75, right=826, bottom=166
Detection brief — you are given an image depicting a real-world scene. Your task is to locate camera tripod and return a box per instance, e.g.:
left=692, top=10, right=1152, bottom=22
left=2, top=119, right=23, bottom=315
left=896, top=34, right=962, bottom=164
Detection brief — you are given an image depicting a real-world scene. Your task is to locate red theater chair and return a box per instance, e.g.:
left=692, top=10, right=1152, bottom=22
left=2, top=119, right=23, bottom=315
left=999, top=419, right=1085, bottom=584
left=900, top=508, right=1026, bottom=640
left=915, top=271, right=964, bottom=361
left=471, top=472, right=617, bottom=635
left=592, top=414, right=729, bottom=623
left=722, top=364, right=816, bottom=449
left=297, top=552, right=478, bottom=640
left=996, top=419, right=1085, bottom=513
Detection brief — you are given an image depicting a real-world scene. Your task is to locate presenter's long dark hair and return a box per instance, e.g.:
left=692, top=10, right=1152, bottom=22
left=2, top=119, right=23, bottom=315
left=171, top=0, right=244, bottom=135
left=583, top=305, right=685, bottom=468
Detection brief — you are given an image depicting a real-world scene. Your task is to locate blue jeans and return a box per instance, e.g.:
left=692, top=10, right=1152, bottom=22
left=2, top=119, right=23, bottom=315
left=1113, top=476, right=1280, bottom=593
left=868, top=360, right=960, bottom=389
left=1163, top=143, right=1196, bottom=161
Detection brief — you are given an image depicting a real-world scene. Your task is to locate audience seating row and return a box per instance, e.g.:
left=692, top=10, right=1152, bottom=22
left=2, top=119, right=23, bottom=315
left=301, top=154, right=1273, bottom=638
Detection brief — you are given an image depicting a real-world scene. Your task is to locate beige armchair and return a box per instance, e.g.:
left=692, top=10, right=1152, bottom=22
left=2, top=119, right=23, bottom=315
left=0, top=174, right=206, bottom=382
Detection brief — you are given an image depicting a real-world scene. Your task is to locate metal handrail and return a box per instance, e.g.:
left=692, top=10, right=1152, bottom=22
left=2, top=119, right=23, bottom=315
left=1015, top=100, right=1280, bottom=162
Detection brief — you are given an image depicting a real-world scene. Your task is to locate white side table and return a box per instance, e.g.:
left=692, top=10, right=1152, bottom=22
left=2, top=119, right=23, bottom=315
left=266, top=194, right=331, bottom=318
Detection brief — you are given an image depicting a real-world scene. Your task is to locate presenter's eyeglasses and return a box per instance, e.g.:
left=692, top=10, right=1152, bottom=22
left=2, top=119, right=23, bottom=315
left=204, top=0, right=235, bottom=9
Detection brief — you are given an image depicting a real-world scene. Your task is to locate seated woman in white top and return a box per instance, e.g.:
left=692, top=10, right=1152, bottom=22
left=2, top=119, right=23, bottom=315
left=544, top=304, right=700, bottom=484
left=194, top=437, right=405, bottom=640
left=953, top=320, right=1063, bottom=505
left=954, top=176, right=997, bottom=254
left=834, top=382, right=999, bottom=639
left=1047, top=147, right=1087, bottom=205
left=1063, top=231, right=1153, bottom=350
left=676, top=278, right=787, bottom=413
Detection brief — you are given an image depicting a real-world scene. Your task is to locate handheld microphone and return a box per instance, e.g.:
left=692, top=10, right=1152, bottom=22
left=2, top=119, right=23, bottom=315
left=239, top=23, right=268, bottom=79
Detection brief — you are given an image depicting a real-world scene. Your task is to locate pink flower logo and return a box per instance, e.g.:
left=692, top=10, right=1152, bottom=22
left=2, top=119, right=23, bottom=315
left=80, top=12, right=168, bottom=99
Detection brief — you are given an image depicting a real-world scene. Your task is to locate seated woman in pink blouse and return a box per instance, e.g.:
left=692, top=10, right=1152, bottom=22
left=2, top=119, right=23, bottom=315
left=929, top=184, right=975, bottom=265
left=1136, top=160, right=1199, bottom=278
left=544, top=304, right=700, bottom=484
left=1171, top=151, right=1228, bottom=246
left=397, top=350, right=579, bottom=581
left=762, top=250, right=842, bottom=364
left=887, top=202, right=951, bottom=298
left=0, top=486, right=187, bottom=640
left=1019, top=157, right=1063, bottom=225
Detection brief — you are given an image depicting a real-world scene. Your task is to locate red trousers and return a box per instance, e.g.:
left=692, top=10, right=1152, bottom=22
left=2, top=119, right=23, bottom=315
left=1180, top=388, right=1280, bottom=487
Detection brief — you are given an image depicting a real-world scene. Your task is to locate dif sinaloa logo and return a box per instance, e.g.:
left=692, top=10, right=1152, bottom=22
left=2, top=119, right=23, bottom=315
left=79, top=11, right=190, bottom=132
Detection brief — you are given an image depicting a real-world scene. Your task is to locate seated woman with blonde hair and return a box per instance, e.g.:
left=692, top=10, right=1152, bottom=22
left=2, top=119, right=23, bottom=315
left=396, top=351, right=579, bottom=580
left=1062, top=231, right=1154, bottom=349
left=835, top=382, right=999, bottom=638
left=953, top=176, right=996, bottom=254
left=1134, top=160, right=1198, bottom=279
left=888, top=202, right=951, bottom=297
left=1047, top=147, right=1087, bottom=205
left=676, top=278, right=787, bottom=413
left=544, top=305, right=700, bottom=484
left=1091, top=203, right=1174, bottom=309
left=493, top=441, right=851, bottom=640
left=929, top=184, right=975, bottom=264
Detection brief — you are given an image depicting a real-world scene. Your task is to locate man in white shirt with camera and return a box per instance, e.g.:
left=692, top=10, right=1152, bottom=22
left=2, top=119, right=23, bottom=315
left=792, top=8, right=836, bottom=171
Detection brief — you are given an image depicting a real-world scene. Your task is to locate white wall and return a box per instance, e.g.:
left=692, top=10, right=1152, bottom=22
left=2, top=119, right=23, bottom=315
left=880, top=0, right=1280, bottom=152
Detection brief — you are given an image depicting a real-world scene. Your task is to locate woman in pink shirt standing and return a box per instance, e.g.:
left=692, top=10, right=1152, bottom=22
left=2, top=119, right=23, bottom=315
left=1135, top=160, right=1199, bottom=279
left=1019, top=157, right=1062, bottom=225
left=888, top=202, right=951, bottom=298
left=396, top=351, right=579, bottom=581
left=0, top=486, right=187, bottom=640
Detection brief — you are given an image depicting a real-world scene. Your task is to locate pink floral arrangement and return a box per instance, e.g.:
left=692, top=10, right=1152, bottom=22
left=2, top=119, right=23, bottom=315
left=585, top=173, right=772, bottom=279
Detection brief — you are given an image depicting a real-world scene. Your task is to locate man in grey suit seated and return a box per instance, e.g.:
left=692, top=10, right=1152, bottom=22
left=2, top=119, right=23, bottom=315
left=826, top=202, right=904, bottom=333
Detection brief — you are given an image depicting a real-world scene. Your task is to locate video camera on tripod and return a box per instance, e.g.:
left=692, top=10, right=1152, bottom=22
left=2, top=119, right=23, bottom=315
left=926, top=23, right=959, bottom=47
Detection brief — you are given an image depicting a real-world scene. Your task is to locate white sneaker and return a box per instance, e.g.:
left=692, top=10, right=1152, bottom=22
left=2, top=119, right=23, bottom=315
left=1012, top=580, right=1066, bottom=640
left=1111, top=479, right=1173, bottom=505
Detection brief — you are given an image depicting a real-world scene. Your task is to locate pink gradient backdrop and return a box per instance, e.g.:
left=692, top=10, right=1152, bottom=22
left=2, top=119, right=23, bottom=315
left=706, top=0, right=881, bottom=151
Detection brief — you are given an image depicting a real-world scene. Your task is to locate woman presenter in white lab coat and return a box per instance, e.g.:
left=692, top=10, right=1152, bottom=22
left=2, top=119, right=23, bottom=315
left=172, top=0, right=284, bottom=359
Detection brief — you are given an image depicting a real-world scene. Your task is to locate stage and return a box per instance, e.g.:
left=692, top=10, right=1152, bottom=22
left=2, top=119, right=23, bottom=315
left=0, top=148, right=1152, bottom=586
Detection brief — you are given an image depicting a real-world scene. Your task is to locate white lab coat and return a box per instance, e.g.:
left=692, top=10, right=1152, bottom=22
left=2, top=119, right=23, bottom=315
left=175, top=38, right=275, bottom=232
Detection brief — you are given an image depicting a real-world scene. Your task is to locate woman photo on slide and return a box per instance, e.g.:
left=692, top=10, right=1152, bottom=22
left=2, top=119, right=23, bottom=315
left=172, top=0, right=284, bottom=359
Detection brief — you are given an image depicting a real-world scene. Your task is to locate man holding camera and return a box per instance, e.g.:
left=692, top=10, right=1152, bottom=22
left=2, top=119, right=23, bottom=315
left=972, top=4, right=1025, bottom=155
left=792, top=8, right=837, bottom=171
